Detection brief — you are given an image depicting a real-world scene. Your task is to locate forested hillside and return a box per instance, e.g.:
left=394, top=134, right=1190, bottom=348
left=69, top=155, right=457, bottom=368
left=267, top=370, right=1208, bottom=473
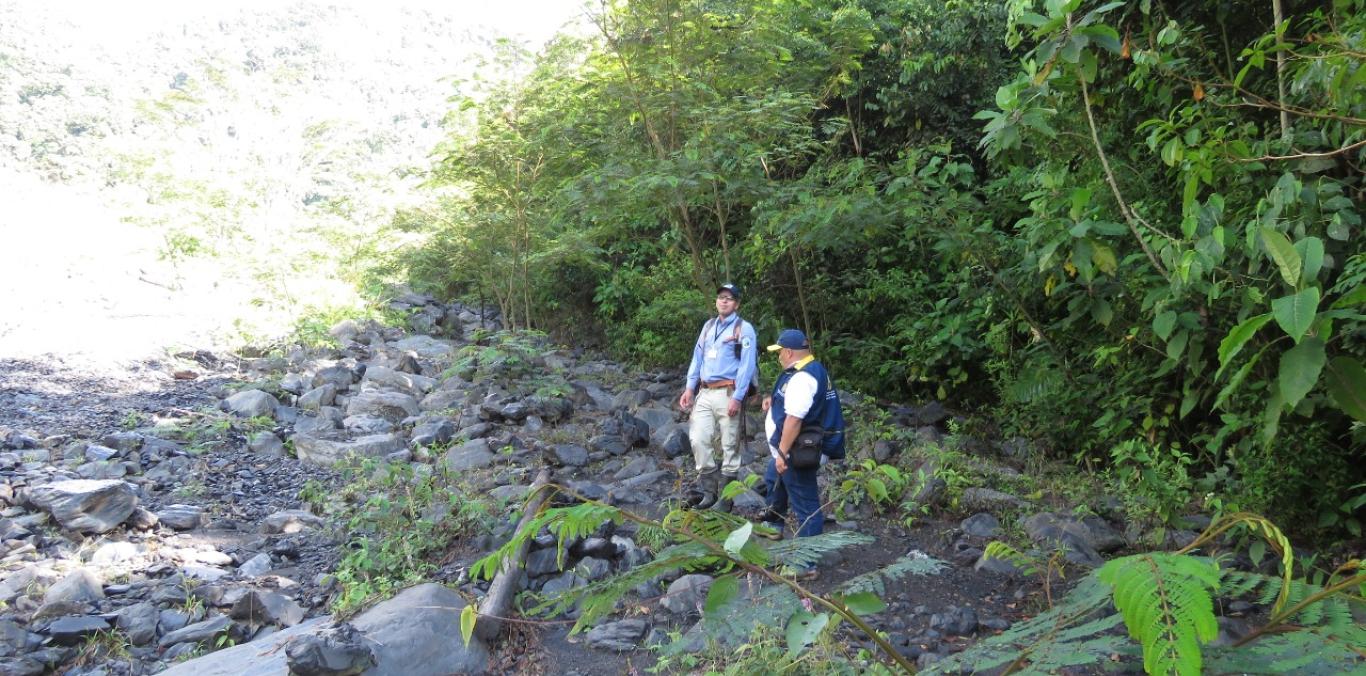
left=398, top=0, right=1365, bottom=538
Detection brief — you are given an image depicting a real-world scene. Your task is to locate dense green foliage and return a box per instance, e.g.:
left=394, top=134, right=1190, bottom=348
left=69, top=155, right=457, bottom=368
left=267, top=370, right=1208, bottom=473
left=400, top=0, right=1366, bottom=537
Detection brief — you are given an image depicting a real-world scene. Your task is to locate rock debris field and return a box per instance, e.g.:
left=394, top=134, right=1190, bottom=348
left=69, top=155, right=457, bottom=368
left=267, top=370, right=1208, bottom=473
left=0, top=293, right=1158, bottom=675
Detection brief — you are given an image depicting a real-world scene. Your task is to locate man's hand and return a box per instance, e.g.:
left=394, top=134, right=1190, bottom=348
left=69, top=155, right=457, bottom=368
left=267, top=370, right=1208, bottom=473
left=761, top=396, right=772, bottom=412
left=726, top=399, right=741, bottom=417
left=679, top=389, right=694, bottom=410
left=774, top=453, right=788, bottom=474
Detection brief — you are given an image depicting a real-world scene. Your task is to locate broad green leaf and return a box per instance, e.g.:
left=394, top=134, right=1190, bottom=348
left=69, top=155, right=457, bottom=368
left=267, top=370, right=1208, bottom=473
left=867, top=477, right=888, bottom=503
left=1263, top=388, right=1284, bottom=446
left=720, top=477, right=748, bottom=500
left=1167, top=330, right=1189, bottom=361
left=1278, top=337, right=1326, bottom=410
left=723, top=522, right=752, bottom=557
left=1069, top=188, right=1092, bottom=220
left=1217, top=313, right=1272, bottom=372
left=1214, top=346, right=1266, bottom=410
left=1179, top=383, right=1200, bottom=419
left=704, top=575, right=739, bottom=615
left=1259, top=227, right=1301, bottom=287
left=1271, top=287, right=1320, bottom=343
left=459, top=604, right=477, bottom=647
left=1161, top=137, right=1183, bottom=166
left=1092, top=243, right=1118, bottom=275
left=1153, top=311, right=1178, bottom=341
left=841, top=592, right=886, bottom=616
left=1249, top=539, right=1266, bottom=567
left=1325, top=357, right=1366, bottom=421
left=1295, top=237, right=1324, bottom=285
left=785, top=611, right=829, bottom=657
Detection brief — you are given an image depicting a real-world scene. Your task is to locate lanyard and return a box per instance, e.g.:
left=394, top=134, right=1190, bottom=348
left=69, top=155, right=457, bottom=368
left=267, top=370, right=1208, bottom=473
left=712, top=315, right=736, bottom=343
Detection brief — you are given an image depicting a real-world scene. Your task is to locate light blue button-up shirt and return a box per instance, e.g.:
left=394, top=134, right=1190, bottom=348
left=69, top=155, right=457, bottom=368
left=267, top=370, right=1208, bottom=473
left=685, top=313, right=758, bottom=401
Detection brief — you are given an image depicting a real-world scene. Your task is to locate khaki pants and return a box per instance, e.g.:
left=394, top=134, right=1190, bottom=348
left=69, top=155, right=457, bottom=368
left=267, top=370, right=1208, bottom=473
left=689, top=387, right=742, bottom=475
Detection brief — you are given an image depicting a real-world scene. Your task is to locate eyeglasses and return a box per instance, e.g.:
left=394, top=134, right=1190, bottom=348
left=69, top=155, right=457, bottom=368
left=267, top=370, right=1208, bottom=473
left=716, top=295, right=737, bottom=302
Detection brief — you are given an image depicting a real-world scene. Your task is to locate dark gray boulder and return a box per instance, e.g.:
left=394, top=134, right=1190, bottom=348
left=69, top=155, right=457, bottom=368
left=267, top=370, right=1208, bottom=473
left=586, top=618, right=649, bottom=652
left=223, top=390, right=280, bottom=419
left=26, top=479, right=137, bottom=533
left=349, top=583, right=490, bottom=675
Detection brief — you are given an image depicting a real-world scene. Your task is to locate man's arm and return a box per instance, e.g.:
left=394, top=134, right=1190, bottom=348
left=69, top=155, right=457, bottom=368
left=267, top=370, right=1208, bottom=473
left=680, top=325, right=705, bottom=409
left=774, top=414, right=802, bottom=473
left=732, top=322, right=758, bottom=403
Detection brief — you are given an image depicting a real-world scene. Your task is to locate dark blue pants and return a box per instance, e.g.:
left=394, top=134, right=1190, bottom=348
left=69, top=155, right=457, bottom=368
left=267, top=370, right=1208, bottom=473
left=764, top=457, right=824, bottom=538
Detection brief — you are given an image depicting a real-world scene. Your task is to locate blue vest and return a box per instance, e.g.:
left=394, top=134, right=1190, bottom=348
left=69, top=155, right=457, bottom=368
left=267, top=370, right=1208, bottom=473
left=768, top=358, right=846, bottom=459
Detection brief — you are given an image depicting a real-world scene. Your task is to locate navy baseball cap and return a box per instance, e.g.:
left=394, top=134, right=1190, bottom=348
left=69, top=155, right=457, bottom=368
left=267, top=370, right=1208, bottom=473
left=717, top=283, right=741, bottom=300
left=767, top=329, right=809, bottom=351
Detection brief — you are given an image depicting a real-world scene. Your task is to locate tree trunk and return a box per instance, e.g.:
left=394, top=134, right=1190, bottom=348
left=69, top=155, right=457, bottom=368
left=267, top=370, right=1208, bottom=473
left=474, top=469, right=553, bottom=641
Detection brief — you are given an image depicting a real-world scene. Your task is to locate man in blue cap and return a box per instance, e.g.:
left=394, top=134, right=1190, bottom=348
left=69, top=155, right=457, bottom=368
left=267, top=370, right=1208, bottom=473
left=679, top=283, right=758, bottom=510
left=762, top=328, right=845, bottom=579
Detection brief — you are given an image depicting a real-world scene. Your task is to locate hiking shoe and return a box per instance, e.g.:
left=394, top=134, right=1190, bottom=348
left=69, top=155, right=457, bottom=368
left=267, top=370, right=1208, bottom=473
left=753, top=523, right=783, bottom=541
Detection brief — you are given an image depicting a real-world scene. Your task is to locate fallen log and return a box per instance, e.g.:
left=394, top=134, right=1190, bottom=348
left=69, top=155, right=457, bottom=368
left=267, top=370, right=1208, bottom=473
left=475, top=468, right=553, bottom=641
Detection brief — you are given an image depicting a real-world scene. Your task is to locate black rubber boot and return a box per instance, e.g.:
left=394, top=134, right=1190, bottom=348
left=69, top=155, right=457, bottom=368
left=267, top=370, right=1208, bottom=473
left=711, top=472, right=738, bottom=512
left=694, top=469, right=719, bottom=509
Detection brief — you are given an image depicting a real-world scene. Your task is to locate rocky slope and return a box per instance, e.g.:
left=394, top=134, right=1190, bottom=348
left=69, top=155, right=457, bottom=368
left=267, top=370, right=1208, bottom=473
left=0, top=292, right=1226, bottom=675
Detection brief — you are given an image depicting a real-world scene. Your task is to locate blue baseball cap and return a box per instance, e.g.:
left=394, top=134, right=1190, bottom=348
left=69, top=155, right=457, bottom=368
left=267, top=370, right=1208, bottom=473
left=717, top=283, right=741, bottom=300
left=766, top=329, right=809, bottom=352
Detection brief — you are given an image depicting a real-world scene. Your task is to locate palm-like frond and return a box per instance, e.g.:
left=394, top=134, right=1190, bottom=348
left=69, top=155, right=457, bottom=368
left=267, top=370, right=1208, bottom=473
left=1098, top=553, right=1221, bottom=676
left=837, top=550, right=946, bottom=596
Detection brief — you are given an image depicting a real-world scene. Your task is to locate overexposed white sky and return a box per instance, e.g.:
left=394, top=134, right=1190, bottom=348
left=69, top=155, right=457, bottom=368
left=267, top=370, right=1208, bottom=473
left=33, top=0, right=587, bottom=48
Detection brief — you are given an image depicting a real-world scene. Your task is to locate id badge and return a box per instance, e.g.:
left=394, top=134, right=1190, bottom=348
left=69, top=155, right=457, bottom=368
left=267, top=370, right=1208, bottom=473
left=706, top=347, right=719, bottom=360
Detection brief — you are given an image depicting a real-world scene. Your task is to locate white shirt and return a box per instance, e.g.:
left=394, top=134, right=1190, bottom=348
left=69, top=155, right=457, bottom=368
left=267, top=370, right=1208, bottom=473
left=766, top=370, right=818, bottom=459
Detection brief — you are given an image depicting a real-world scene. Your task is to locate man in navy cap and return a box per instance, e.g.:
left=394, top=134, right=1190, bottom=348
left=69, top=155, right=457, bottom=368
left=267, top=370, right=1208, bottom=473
left=679, top=283, right=758, bottom=510
left=762, top=328, right=845, bottom=580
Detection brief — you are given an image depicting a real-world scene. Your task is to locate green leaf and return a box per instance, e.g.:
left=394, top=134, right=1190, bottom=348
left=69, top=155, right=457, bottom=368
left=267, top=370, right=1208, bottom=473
left=866, top=477, right=888, bottom=503
left=841, top=592, right=886, bottom=616
left=1249, top=540, right=1266, bottom=567
left=1154, top=311, right=1178, bottom=341
left=1325, top=357, right=1366, bottom=421
left=1331, top=284, right=1366, bottom=309
left=1271, top=288, right=1320, bottom=343
left=1069, top=187, right=1092, bottom=220
left=1278, top=337, right=1326, bottom=410
left=785, top=611, right=829, bottom=657
left=1167, top=330, right=1189, bottom=361
left=1259, top=227, right=1301, bottom=288
left=460, top=604, right=477, bottom=647
left=1214, top=346, right=1266, bottom=410
left=1092, top=243, right=1118, bottom=275
left=1162, top=137, right=1183, bottom=167
left=720, top=477, right=748, bottom=500
left=1217, top=313, right=1272, bottom=373
left=724, top=522, right=753, bottom=557
left=704, top=575, right=739, bottom=615
left=1295, top=237, right=1324, bottom=285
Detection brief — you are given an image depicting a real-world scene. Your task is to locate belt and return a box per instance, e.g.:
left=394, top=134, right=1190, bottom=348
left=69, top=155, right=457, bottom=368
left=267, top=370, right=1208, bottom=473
left=702, top=380, right=735, bottom=389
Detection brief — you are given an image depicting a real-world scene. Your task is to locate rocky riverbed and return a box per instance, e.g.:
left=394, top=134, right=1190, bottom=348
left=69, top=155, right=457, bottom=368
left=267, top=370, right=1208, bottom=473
left=0, top=293, right=1214, bottom=675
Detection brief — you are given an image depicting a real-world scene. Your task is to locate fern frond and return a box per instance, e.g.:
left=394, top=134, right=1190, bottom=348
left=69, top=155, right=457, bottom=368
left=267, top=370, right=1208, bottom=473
left=529, top=540, right=715, bottom=628
left=837, top=551, right=946, bottom=597
left=1097, top=553, right=1220, bottom=676
left=1204, top=624, right=1366, bottom=673
left=923, top=574, right=1120, bottom=674
left=1219, top=570, right=1358, bottom=632
left=983, top=540, right=1043, bottom=577
left=765, top=530, right=875, bottom=569
left=675, top=581, right=803, bottom=655
left=1003, top=358, right=1064, bottom=404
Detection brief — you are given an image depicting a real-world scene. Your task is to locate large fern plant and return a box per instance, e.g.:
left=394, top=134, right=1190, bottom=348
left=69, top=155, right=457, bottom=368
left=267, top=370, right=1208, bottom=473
left=930, top=512, right=1366, bottom=675
left=463, top=484, right=940, bottom=672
